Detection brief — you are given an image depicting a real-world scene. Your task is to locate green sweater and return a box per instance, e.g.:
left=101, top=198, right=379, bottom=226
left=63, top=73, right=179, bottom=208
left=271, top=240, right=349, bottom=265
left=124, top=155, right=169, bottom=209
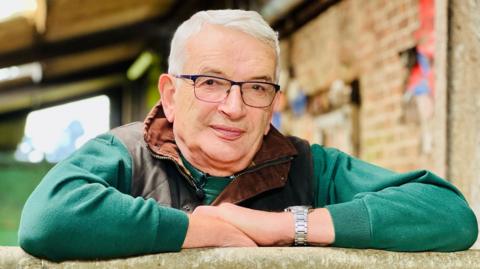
left=18, top=133, right=478, bottom=261
left=180, top=152, right=233, bottom=205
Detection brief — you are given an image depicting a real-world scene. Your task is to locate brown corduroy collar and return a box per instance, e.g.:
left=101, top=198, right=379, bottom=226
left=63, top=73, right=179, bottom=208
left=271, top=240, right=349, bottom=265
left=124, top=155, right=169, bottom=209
left=143, top=101, right=298, bottom=205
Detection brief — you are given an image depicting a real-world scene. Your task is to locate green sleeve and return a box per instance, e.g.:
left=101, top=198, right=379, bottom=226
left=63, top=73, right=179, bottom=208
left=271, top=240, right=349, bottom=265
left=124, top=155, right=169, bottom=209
left=18, top=133, right=189, bottom=261
left=311, top=144, right=478, bottom=251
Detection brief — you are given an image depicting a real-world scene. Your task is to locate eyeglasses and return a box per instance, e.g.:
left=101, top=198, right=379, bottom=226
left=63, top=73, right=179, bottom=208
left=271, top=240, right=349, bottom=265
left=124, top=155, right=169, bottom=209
left=174, top=74, right=280, bottom=108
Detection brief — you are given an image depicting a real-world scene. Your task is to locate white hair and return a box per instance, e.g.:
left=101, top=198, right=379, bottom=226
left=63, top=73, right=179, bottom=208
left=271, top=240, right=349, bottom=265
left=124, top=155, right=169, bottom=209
left=168, top=9, right=280, bottom=82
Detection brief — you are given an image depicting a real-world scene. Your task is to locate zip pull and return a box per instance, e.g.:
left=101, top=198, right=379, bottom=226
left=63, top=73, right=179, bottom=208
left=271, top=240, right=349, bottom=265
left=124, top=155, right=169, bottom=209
left=232, top=155, right=295, bottom=179
left=195, top=188, right=205, bottom=200
left=194, top=172, right=207, bottom=200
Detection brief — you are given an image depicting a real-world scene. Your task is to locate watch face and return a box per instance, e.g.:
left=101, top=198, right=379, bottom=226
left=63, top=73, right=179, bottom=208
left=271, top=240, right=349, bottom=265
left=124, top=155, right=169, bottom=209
left=285, top=205, right=312, bottom=212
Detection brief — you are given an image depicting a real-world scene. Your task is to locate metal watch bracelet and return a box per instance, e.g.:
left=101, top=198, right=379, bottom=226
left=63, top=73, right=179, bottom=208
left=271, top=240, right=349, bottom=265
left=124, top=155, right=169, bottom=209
left=284, top=206, right=312, bottom=246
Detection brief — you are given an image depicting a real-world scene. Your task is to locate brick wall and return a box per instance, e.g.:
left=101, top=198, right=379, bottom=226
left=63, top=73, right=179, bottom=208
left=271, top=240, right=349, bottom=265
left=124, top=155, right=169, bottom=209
left=280, top=0, right=439, bottom=173
left=447, top=0, right=480, bottom=249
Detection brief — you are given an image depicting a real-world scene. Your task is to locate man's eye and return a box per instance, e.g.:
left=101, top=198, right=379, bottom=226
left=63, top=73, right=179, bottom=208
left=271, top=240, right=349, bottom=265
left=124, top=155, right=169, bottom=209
left=205, top=79, right=216, bottom=85
left=198, top=78, right=221, bottom=87
left=251, top=84, right=266, bottom=91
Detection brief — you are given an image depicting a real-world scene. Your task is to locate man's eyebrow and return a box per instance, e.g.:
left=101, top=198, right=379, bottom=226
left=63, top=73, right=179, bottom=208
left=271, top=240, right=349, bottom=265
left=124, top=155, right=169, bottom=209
left=249, top=75, right=273, bottom=82
left=198, top=68, right=225, bottom=76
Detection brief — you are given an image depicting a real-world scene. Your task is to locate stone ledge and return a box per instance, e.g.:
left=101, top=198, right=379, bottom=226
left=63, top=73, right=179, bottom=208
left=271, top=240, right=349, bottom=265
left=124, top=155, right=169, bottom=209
left=1, top=246, right=480, bottom=269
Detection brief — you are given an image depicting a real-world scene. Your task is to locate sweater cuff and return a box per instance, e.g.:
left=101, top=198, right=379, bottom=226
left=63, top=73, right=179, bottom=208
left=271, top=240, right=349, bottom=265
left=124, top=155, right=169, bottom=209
left=153, top=206, right=189, bottom=252
left=325, top=199, right=372, bottom=248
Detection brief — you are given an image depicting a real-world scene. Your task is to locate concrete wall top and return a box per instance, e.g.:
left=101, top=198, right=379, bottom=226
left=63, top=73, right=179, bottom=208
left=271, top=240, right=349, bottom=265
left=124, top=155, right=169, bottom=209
left=1, top=246, right=480, bottom=269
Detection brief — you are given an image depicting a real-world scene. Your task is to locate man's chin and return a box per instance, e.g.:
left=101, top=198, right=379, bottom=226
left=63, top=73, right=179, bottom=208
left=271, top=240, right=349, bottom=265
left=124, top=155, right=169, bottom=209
left=208, top=151, right=242, bottom=163
left=205, top=149, right=248, bottom=167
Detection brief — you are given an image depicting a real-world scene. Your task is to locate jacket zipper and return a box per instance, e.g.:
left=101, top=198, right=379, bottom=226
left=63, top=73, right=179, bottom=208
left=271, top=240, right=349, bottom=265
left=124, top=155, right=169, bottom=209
left=229, top=155, right=294, bottom=180
left=150, top=153, right=200, bottom=192
left=151, top=153, right=294, bottom=194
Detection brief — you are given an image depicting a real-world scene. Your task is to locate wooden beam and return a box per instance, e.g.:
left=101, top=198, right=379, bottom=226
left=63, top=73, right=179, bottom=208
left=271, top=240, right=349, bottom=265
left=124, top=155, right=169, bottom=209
left=0, top=74, right=124, bottom=115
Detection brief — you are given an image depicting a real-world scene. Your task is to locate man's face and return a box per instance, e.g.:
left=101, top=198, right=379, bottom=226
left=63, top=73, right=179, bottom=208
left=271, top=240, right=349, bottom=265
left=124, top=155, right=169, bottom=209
left=168, top=23, right=278, bottom=175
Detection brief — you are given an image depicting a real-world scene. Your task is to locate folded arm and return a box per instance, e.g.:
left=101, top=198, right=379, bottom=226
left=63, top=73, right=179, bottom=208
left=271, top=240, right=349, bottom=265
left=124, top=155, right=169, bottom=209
left=191, top=145, right=478, bottom=251
left=192, top=203, right=335, bottom=246
left=313, top=145, right=478, bottom=251
left=18, top=134, right=189, bottom=261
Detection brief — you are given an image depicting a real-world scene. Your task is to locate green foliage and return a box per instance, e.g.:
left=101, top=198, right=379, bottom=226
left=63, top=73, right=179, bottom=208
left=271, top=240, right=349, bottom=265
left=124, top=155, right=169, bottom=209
left=0, top=114, right=26, bottom=151
left=0, top=154, right=53, bottom=245
left=127, top=50, right=163, bottom=110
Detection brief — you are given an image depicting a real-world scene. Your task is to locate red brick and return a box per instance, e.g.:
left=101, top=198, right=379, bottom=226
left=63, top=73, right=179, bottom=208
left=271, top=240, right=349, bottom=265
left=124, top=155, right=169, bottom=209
left=282, top=0, right=428, bottom=171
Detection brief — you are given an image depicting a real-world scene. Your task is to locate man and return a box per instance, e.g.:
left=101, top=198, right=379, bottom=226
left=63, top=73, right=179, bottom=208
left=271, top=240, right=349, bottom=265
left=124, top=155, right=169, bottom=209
left=19, top=10, right=477, bottom=261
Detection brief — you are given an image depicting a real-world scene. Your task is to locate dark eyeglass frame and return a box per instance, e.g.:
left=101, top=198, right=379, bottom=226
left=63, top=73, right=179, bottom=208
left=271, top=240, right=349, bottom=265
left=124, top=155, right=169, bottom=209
left=174, top=74, right=281, bottom=108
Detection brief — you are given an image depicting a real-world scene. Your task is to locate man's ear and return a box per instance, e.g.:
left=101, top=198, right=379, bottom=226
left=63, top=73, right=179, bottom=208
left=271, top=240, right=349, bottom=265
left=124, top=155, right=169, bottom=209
left=158, top=74, right=176, bottom=122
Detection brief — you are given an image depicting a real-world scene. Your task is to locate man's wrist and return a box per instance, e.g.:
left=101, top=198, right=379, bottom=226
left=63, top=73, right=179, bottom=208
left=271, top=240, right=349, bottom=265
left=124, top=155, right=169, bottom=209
left=284, top=206, right=312, bottom=246
left=306, top=208, right=335, bottom=246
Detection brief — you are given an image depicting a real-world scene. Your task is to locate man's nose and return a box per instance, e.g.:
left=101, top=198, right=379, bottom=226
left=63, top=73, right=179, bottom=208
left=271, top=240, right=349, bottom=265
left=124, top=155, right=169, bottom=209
left=218, top=85, right=246, bottom=119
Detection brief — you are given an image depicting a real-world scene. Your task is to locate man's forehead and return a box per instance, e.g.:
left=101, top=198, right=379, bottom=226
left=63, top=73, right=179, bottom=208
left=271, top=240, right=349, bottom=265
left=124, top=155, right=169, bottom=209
left=184, top=25, right=276, bottom=80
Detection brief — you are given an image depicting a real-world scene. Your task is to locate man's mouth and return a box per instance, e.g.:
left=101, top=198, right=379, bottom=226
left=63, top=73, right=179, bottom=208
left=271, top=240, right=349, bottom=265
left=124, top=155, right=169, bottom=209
left=210, top=125, right=245, bottom=140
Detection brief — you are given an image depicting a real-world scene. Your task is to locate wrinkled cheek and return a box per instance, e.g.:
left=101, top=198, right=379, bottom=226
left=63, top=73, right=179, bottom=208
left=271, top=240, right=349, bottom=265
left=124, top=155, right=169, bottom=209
left=262, top=114, right=272, bottom=130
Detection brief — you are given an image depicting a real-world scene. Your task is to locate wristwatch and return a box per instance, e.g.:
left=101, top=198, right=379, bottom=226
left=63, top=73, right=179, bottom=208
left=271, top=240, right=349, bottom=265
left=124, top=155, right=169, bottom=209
left=284, top=205, right=312, bottom=246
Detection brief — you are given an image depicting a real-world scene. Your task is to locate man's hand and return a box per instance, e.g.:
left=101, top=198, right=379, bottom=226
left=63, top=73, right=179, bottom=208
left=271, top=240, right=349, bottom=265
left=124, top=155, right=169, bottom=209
left=182, top=213, right=257, bottom=248
left=192, top=203, right=335, bottom=246
left=192, top=203, right=294, bottom=246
